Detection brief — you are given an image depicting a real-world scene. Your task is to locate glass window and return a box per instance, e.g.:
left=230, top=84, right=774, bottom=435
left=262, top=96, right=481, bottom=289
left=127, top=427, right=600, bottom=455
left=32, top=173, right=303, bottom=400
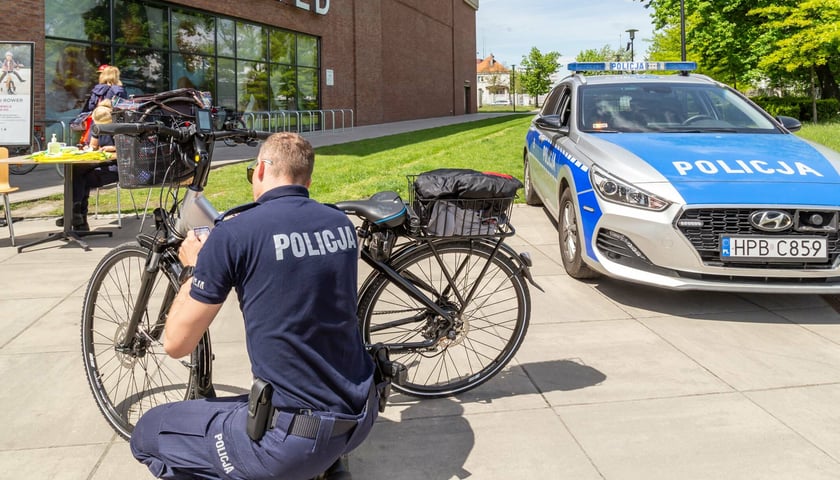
left=270, top=30, right=295, bottom=65
left=216, top=58, right=236, bottom=110
left=45, top=1, right=322, bottom=120
left=172, top=10, right=215, bottom=56
left=217, top=19, right=235, bottom=57
left=297, top=35, right=318, bottom=67
left=297, top=67, right=319, bottom=110
left=172, top=53, right=214, bottom=91
left=238, top=61, right=269, bottom=112
left=114, top=1, right=168, bottom=49
left=236, top=22, right=266, bottom=61
left=46, top=0, right=110, bottom=43
left=115, top=47, right=168, bottom=95
left=270, top=64, right=296, bottom=110
left=44, top=40, right=101, bottom=118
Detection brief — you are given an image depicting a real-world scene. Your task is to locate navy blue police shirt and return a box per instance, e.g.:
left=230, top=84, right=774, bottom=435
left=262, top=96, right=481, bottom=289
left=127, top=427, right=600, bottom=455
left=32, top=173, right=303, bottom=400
left=189, top=185, right=374, bottom=415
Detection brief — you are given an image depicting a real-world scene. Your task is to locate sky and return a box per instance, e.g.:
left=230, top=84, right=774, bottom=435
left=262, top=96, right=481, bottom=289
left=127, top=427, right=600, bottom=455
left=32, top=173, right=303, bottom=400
left=476, top=0, right=658, bottom=69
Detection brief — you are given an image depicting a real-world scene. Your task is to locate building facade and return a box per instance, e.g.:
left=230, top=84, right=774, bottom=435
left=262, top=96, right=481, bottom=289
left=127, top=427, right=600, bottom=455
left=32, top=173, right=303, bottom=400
left=1, top=0, right=478, bottom=132
left=476, top=54, right=534, bottom=108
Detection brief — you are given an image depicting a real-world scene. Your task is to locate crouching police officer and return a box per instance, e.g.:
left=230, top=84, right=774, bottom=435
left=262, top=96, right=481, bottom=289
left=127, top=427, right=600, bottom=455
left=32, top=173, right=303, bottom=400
left=130, top=132, right=376, bottom=479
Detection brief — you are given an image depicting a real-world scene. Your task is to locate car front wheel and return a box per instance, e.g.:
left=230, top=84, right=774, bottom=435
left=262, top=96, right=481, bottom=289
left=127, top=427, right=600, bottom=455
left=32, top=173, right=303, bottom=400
left=524, top=156, right=543, bottom=206
left=559, top=189, right=599, bottom=279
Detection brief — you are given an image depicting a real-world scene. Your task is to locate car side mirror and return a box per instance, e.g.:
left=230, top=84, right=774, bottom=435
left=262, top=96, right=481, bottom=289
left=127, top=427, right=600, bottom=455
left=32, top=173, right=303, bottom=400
left=534, top=115, right=563, bottom=132
left=776, top=115, right=801, bottom=133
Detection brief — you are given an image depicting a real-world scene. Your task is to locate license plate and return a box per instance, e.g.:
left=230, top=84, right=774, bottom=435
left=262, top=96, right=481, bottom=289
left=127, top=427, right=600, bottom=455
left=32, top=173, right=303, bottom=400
left=721, top=236, right=827, bottom=261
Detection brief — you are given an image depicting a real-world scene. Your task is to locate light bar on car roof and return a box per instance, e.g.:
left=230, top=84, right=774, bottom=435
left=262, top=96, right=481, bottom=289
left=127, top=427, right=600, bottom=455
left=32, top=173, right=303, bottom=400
left=567, top=61, right=697, bottom=72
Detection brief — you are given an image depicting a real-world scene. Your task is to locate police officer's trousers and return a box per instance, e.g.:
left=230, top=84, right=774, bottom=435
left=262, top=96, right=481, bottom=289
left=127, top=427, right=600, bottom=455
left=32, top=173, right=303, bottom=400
left=130, top=390, right=378, bottom=480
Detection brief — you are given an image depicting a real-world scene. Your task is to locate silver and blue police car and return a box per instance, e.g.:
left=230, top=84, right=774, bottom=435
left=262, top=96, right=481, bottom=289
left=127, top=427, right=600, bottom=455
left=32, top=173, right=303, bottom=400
left=524, top=61, right=840, bottom=293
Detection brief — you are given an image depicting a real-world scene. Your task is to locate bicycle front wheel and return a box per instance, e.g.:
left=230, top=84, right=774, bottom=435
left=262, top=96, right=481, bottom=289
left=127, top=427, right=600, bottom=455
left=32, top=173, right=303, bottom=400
left=81, top=242, right=210, bottom=440
left=358, top=239, right=530, bottom=398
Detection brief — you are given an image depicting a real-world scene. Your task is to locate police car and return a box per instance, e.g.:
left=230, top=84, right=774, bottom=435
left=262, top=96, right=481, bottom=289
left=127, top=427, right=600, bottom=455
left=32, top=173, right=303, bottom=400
left=524, top=61, right=840, bottom=293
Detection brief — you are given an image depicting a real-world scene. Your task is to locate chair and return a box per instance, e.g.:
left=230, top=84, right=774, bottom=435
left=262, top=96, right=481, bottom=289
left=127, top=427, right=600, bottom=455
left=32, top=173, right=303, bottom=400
left=0, top=148, right=20, bottom=246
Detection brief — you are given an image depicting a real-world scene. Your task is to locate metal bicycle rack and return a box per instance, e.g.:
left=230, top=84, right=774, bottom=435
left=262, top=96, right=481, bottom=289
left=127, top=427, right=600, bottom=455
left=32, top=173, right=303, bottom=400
left=241, top=108, right=354, bottom=135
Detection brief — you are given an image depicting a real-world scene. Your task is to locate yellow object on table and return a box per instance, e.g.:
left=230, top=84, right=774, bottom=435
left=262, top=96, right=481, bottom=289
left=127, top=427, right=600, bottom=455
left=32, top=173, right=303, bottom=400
left=26, top=150, right=114, bottom=163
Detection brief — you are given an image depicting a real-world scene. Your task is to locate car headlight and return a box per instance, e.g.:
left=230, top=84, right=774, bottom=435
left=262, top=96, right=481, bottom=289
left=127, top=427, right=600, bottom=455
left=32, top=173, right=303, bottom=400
left=590, top=167, right=670, bottom=211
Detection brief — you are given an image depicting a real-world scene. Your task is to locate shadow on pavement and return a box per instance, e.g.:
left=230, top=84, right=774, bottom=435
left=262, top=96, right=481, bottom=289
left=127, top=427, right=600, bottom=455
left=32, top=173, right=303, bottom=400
left=354, top=358, right=606, bottom=479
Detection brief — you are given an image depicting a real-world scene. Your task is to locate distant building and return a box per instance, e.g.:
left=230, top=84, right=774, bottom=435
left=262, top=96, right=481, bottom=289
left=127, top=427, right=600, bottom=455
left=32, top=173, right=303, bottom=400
left=476, top=54, right=534, bottom=108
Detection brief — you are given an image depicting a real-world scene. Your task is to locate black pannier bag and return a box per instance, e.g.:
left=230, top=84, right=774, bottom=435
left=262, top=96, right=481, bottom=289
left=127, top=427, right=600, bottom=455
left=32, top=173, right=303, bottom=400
left=111, top=88, right=208, bottom=189
left=411, top=168, right=523, bottom=236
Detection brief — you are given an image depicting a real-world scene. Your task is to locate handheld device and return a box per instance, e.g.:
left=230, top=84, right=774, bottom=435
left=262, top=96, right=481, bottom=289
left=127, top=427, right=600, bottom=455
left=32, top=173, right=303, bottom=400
left=193, top=226, right=210, bottom=238
left=195, top=108, right=213, bottom=133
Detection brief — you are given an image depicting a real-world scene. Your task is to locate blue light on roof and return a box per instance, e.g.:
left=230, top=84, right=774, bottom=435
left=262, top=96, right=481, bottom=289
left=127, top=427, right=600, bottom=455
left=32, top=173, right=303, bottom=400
left=567, top=61, right=697, bottom=72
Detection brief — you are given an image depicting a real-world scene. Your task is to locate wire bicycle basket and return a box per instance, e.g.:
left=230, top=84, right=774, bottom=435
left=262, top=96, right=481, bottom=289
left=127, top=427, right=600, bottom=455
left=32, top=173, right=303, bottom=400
left=407, top=172, right=518, bottom=237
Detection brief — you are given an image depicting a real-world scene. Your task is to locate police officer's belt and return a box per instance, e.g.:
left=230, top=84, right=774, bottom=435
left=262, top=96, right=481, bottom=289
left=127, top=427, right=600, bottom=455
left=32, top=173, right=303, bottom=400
left=271, top=410, right=357, bottom=439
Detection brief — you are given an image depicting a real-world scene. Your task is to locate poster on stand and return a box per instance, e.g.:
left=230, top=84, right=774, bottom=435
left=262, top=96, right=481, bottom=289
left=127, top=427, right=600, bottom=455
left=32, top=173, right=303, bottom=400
left=0, top=41, right=34, bottom=146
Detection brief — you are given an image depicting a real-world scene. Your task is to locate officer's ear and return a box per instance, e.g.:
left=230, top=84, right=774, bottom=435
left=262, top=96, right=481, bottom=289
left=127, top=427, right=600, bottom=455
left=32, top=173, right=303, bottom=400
left=256, top=159, right=268, bottom=183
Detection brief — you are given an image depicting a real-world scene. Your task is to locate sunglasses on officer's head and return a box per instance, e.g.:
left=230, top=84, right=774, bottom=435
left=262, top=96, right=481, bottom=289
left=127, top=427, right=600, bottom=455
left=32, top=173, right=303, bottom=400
left=246, top=159, right=273, bottom=184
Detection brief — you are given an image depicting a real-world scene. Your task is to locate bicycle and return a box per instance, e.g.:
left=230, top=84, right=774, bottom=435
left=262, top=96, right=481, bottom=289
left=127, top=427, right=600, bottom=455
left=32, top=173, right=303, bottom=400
left=1, top=68, right=16, bottom=95
left=81, top=91, right=540, bottom=441
left=7, top=134, right=42, bottom=175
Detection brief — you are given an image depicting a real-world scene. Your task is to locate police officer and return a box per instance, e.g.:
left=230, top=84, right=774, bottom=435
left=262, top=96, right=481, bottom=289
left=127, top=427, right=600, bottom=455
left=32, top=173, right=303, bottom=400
left=130, top=132, right=376, bottom=480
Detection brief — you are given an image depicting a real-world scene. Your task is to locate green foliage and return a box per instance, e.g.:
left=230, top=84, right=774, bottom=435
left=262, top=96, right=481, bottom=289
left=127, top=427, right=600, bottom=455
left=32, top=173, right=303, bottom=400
left=751, top=96, right=840, bottom=122
left=639, top=0, right=840, bottom=99
left=577, top=45, right=630, bottom=63
left=750, top=1, right=840, bottom=73
left=519, top=47, right=561, bottom=107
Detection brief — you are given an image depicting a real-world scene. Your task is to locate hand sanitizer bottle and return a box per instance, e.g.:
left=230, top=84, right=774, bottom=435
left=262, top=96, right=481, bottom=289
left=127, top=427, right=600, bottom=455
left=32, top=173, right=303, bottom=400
left=48, top=134, right=61, bottom=155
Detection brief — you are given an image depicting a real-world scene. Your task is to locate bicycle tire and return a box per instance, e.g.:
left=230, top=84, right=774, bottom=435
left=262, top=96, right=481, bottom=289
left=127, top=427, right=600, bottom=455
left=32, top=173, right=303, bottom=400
left=358, top=239, right=530, bottom=398
left=7, top=135, right=41, bottom=174
left=8, top=162, right=36, bottom=175
left=81, top=241, right=211, bottom=440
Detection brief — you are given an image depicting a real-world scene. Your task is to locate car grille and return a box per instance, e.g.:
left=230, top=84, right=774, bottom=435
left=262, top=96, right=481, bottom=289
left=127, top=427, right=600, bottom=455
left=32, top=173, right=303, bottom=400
left=676, top=208, right=840, bottom=269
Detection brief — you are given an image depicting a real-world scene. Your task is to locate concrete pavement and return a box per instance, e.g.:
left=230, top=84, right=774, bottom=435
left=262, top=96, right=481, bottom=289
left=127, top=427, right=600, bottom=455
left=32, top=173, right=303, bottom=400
left=2, top=114, right=840, bottom=479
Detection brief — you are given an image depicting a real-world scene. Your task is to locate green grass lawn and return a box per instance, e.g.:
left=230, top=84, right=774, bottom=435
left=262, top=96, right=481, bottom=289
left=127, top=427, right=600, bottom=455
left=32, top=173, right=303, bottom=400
left=18, top=117, right=840, bottom=217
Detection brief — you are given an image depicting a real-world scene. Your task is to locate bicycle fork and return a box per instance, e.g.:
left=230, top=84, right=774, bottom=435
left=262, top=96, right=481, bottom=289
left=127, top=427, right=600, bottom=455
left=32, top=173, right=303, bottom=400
left=115, top=234, right=181, bottom=357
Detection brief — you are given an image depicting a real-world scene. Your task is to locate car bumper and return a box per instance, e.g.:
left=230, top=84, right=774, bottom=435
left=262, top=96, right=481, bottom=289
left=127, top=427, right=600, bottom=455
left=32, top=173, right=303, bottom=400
left=585, top=202, right=840, bottom=293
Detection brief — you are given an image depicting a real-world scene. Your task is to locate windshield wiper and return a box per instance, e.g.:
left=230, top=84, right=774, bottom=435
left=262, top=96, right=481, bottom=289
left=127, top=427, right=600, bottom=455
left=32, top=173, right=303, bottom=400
left=663, top=128, right=739, bottom=133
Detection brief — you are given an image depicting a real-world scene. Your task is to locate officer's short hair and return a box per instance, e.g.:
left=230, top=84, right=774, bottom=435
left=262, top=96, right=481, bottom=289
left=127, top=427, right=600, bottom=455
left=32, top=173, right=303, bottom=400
left=259, top=132, right=315, bottom=184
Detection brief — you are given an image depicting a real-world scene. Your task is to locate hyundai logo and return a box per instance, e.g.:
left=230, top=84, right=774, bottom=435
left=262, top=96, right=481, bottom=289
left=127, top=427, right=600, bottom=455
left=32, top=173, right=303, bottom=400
left=749, top=210, right=793, bottom=232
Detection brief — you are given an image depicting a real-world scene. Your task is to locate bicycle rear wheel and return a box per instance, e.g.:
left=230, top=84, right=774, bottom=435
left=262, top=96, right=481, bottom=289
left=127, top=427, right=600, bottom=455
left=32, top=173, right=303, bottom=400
left=358, top=239, right=530, bottom=398
left=7, top=135, right=41, bottom=174
left=81, top=242, right=211, bottom=440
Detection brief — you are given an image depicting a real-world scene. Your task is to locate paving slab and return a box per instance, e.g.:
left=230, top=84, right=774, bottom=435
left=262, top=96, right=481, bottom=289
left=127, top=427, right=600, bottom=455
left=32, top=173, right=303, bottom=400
left=557, top=393, right=840, bottom=480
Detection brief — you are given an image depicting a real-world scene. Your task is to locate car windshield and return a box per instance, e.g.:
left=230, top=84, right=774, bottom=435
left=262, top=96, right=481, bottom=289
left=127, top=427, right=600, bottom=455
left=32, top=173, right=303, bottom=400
left=578, top=83, right=779, bottom=134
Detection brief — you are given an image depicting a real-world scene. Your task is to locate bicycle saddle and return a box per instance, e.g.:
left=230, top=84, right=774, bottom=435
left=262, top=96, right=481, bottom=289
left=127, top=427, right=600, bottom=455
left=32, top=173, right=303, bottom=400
left=335, top=191, right=407, bottom=228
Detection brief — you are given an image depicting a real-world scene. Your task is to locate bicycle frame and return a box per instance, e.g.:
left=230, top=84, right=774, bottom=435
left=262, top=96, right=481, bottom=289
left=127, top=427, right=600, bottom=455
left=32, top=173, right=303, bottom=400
left=359, top=236, right=496, bottom=342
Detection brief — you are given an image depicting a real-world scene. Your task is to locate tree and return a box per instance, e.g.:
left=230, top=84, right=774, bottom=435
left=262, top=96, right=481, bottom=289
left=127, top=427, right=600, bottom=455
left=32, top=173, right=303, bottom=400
left=519, top=47, right=560, bottom=108
left=750, top=0, right=840, bottom=103
left=639, top=0, right=839, bottom=105
left=577, top=45, right=631, bottom=63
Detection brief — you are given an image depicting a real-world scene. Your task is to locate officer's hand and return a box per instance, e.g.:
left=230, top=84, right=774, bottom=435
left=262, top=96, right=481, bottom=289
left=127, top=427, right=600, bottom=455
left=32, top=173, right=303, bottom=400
left=179, top=230, right=206, bottom=267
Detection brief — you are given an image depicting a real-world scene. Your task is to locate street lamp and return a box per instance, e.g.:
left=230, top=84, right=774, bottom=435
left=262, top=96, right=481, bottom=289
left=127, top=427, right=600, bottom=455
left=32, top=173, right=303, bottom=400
left=511, top=64, right=516, bottom=112
left=625, top=28, right=638, bottom=62
left=679, top=0, right=686, bottom=61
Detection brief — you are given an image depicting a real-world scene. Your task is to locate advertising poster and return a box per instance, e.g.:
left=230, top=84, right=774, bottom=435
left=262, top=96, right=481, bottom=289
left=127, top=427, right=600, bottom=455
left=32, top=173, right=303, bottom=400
left=0, top=42, right=34, bottom=146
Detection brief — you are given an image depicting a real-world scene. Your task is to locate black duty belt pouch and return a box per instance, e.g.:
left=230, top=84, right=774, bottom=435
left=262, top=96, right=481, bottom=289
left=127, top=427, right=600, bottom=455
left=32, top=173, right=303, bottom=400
left=247, top=378, right=274, bottom=442
left=368, top=343, right=407, bottom=412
